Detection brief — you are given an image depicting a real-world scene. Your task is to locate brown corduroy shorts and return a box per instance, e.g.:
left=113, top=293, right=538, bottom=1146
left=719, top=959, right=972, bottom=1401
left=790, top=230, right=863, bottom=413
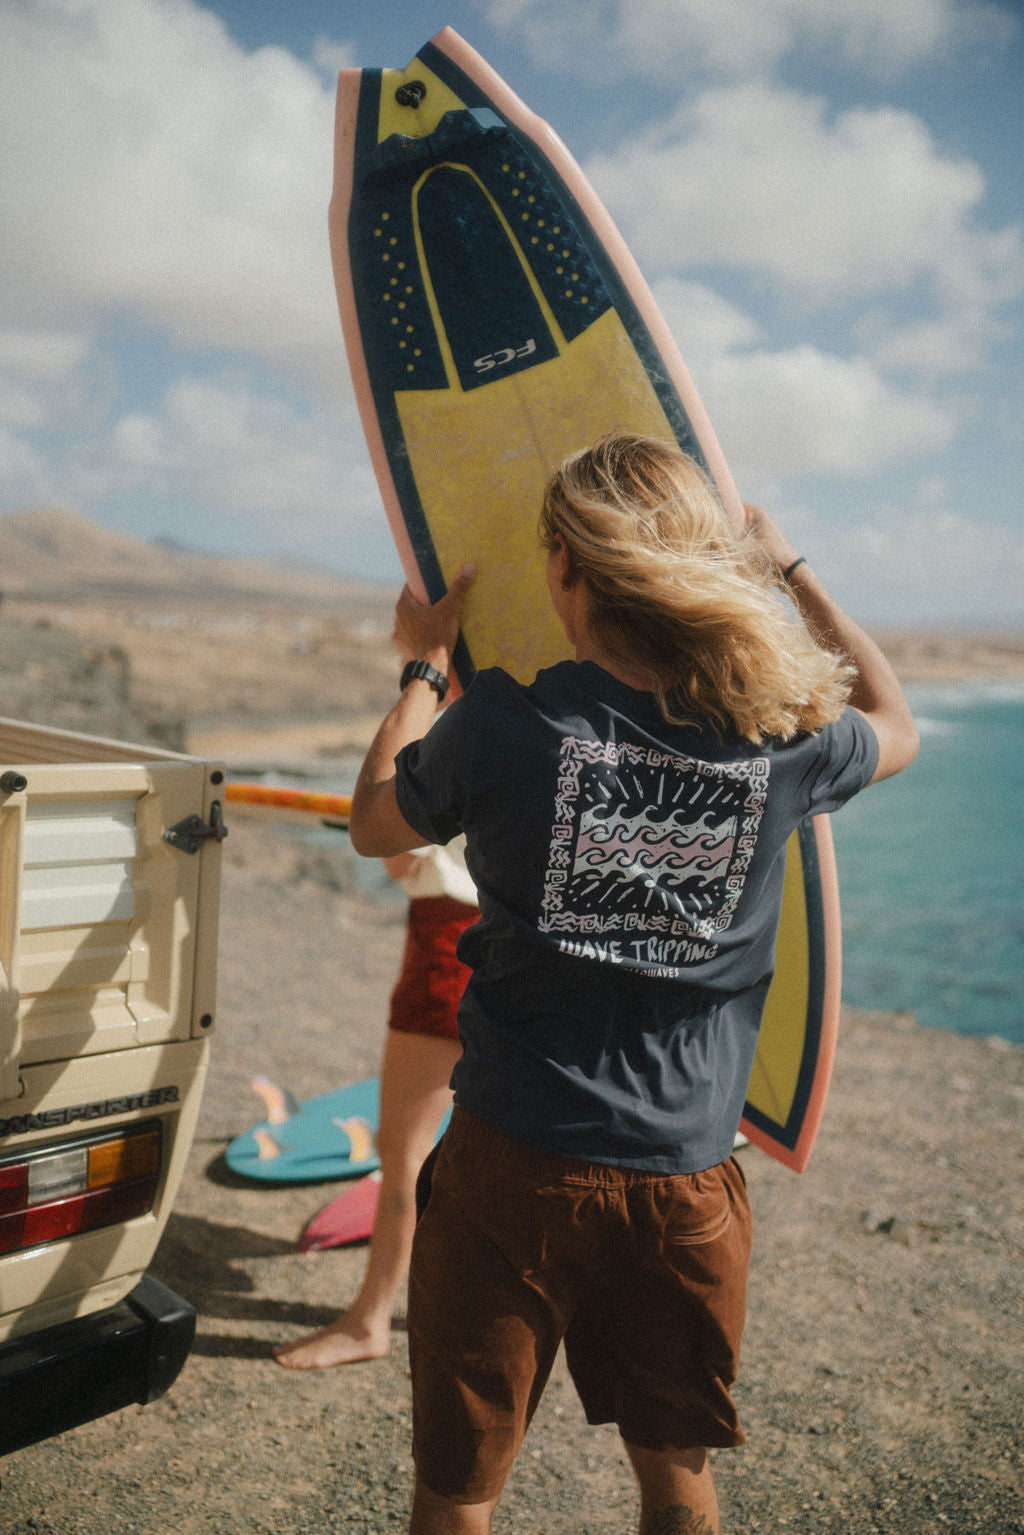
left=408, top=1107, right=752, bottom=1502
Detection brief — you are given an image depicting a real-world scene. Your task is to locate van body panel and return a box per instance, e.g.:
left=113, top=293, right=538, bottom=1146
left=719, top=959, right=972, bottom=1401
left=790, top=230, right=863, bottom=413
left=0, top=717, right=223, bottom=1444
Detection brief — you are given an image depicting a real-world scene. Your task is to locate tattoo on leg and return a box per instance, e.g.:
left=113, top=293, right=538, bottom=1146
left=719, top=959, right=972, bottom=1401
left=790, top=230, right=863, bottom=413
left=641, top=1506, right=717, bottom=1535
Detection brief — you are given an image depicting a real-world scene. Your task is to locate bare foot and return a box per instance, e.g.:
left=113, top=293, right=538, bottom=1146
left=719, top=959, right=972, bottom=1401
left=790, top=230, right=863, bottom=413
left=272, top=1315, right=390, bottom=1370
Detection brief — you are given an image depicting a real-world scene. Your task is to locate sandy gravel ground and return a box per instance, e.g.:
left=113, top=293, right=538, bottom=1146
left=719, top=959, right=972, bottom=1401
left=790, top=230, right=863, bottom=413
left=2, top=813, right=1021, bottom=1535
left=0, top=603, right=1022, bottom=1533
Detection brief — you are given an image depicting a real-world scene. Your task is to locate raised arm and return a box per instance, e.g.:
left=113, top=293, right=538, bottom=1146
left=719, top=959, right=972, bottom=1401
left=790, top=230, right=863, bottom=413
left=744, top=504, right=919, bottom=783
left=349, top=565, right=475, bottom=857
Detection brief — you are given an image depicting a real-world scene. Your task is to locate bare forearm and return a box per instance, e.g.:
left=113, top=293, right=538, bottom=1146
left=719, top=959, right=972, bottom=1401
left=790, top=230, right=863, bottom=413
left=349, top=564, right=475, bottom=856
left=786, top=564, right=918, bottom=780
left=743, top=504, right=918, bottom=782
left=785, top=563, right=907, bottom=720
left=349, top=680, right=438, bottom=856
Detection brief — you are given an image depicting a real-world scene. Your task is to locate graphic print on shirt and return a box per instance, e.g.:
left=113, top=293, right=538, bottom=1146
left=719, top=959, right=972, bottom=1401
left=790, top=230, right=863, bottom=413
left=539, top=736, right=770, bottom=976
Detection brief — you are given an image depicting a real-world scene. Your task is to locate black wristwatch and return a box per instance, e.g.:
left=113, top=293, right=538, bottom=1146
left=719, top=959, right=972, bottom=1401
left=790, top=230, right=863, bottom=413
left=400, top=659, right=449, bottom=701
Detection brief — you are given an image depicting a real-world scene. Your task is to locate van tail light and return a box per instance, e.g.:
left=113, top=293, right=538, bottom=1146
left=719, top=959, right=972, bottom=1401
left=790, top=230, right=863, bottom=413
left=0, top=1122, right=162, bottom=1256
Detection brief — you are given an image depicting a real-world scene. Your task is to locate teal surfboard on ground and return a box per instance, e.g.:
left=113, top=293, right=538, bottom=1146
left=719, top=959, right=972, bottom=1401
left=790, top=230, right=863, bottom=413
left=226, top=1075, right=452, bottom=1187
left=329, top=29, right=842, bottom=1173
left=226, top=1076, right=382, bottom=1184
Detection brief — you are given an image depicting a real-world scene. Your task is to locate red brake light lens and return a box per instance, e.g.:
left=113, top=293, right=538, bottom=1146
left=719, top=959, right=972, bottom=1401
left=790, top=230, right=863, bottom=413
left=0, top=1122, right=162, bottom=1256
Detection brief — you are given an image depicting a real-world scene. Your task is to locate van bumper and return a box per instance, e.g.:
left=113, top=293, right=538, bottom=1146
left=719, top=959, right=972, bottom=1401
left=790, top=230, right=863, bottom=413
left=0, top=1273, right=196, bottom=1455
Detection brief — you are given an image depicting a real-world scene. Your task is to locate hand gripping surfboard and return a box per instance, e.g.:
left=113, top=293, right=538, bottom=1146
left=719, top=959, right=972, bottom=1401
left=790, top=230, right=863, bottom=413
left=329, top=28, right=842, bottom=1171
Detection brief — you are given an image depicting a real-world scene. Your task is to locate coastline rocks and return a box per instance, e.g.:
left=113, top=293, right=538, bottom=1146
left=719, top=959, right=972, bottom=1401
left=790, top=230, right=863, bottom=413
left=0, top=614, right=184, bottom=748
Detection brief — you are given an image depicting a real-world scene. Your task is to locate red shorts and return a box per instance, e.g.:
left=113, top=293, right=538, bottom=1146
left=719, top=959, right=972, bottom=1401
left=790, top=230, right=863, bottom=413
left=409, top=1108, right=752, bottom=1502
left=387, top=896, right=476, bottom=1041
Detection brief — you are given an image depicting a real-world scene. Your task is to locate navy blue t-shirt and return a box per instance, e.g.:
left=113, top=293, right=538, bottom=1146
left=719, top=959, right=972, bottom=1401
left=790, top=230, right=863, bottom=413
left=396, top=661, right=878, bottom=1173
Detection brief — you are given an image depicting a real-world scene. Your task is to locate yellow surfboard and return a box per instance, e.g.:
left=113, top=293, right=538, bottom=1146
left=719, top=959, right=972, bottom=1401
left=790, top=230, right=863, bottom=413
left=330, top=29, right=841, bottom=1171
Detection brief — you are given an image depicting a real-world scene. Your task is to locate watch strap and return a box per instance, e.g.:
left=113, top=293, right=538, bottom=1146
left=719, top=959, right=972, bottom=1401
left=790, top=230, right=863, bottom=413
left=400, top=659, right=450, bottom=700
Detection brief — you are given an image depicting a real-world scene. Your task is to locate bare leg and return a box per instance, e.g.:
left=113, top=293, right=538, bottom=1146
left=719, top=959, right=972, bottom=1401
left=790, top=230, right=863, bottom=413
left=408, top=1478, right=499, bottom=1534
left=624, top=1442, right=720, bottom=1535
left=274, top=1030, right=461, bottom=1369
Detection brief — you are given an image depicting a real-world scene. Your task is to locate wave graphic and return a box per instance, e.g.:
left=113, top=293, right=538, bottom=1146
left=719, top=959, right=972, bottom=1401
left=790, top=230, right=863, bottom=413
left=573, top=805, right=736, bottom=893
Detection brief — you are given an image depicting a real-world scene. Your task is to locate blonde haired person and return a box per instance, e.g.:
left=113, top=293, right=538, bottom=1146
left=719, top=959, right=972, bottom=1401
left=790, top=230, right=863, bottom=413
left=537, top=432, right=851, bottom=742
left=349, top=433, right=918, bottom=1535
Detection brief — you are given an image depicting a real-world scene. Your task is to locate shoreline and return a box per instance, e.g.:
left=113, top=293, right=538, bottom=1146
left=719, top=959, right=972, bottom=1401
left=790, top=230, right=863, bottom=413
left=184, top=668, right=1024, bottom=776
left=4, top=599, right=1023, bottom=754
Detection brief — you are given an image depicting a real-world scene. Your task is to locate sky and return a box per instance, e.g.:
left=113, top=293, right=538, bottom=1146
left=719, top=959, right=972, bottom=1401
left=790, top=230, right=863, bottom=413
left=1, top=0, right=1022, bottom=627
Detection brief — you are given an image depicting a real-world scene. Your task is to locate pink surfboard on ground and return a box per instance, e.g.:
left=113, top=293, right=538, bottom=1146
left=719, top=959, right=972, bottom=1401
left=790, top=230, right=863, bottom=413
left=299, top=1172, right=382, bottom=1250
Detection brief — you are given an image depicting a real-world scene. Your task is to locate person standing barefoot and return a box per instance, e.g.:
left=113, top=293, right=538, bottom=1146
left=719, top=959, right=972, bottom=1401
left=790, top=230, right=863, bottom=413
left=273, top=843, right=475, bottom=1370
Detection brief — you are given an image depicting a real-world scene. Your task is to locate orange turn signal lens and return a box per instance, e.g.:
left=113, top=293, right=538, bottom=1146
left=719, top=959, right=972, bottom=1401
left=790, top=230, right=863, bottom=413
left=0, top=1121, right=162, bottom=1256
left=88, top=1129, right=160, bottom=1189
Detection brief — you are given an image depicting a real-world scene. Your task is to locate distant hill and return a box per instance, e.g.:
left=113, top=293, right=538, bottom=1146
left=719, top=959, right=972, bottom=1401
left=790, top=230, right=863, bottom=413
left=0, top=505, right=394, bottom=613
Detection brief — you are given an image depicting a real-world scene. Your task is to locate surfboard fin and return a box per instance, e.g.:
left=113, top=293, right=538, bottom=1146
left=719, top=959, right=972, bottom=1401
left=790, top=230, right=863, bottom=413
left=331, top=1115, right=375, bottom=1163
left=252, top=1074, right=300, bottom=1124
left=252, top=1127, right=282, bottom=1161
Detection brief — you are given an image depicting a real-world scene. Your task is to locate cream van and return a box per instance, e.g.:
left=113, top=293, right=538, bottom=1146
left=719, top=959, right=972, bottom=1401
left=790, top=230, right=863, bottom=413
left=0, top=716, right=223, bottom=1454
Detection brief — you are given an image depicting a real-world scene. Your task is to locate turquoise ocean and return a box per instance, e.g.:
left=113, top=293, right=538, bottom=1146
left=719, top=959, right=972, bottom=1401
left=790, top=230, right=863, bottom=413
left=828, top=679, right=1023, bottom=1046
left=286, top=679, right=1023, bottom=1048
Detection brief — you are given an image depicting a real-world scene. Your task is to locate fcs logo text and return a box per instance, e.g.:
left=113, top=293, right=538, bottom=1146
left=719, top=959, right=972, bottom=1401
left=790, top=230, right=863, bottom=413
left=473, top=338, right=537, bottom=372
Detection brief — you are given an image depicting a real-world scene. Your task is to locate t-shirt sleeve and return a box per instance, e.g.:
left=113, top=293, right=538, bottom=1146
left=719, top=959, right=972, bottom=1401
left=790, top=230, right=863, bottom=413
left=394, top=694, right=474, bottom=845
left=799, top=707, right=880, bottom=814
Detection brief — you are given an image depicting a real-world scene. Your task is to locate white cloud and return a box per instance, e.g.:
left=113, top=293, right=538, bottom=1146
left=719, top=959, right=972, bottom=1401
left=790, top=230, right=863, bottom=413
left=653, top=278, right=957, bottom=480
left=708, top=346, right=956, bottom=479
left=476, top=0, right=608, bottom=74
left=106, top=373, right=351, bottom=512
left=818, top=500, right=1024, bottom=626
left=0, top=329, right=93, bottom=432
left=0, top=3, right=387, bottom=566
left=613, top=0, right=958, bottom=78
left=0, top=353, right=387, bottom=569
left=652, top=279, right=762, bottom=374
left=102, top=370, right=381, bottom=547
left=0, top=331, right=91, bottom=383
left=482, top=0, right=1012, bottom=80
left=0, top=0, right=341, bottom=387
left=0, top=427, right=59, bottom=508
left=858, top=311, right=995, bottom=377
left=588, top=84, right=1022, bottom=315
left=311, top=36, right=358, bottom=80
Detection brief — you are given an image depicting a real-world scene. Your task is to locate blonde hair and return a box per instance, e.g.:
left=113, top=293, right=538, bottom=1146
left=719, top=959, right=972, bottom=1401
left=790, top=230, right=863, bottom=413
left=538, top=432, right=853, bottom=744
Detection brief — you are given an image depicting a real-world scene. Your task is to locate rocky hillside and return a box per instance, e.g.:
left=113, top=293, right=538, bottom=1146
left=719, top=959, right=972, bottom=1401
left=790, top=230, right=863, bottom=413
left=0, top=613, right=183, bottom=747
left=0, top=505, right=398, bottom=747
left=0, top=505, right=390, bottom=614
